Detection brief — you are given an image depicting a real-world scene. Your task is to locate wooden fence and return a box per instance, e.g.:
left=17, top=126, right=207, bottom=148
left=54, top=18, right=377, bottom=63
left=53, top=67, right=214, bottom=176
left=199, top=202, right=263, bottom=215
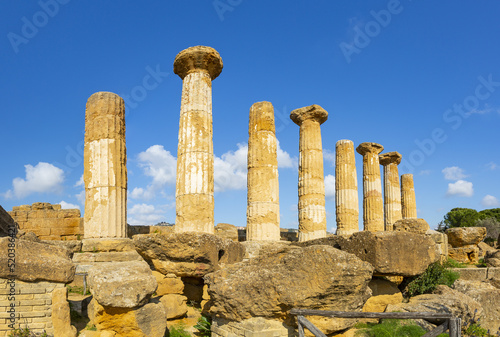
left=289, top=308, right=461, bottom=337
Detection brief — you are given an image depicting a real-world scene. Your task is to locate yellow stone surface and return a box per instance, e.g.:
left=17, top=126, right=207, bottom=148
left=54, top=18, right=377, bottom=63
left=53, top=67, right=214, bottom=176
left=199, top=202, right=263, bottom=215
left=84, top=92, right=127, bottom=238
left=174, top=46, right=223, bottom=234
left=356, top=142, right=384, bottom=232
left=290, top=105, right=328, bottom=242
left=335, top=140, right=359, bottom=235
left=401, top=174, right=417, bottom=219
left=247, top=101, right=280, bottom=241
left=379, top=152, right=403, bottom=231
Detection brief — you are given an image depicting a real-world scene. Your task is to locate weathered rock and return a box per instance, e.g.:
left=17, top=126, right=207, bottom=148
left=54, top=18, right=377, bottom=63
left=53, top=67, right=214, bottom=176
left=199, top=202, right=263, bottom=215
left=52, top=287, right=77, bottom=337
left=0, top=204, right=18, bottom=237
left=0, top=237, right=75, bottom=283
left=43, top=239, right=82, bottom=255
left=87, top=261, right=157, bottom=308
left=393, top=218, right=429, bottom=234
left=91, top=298, right=167, bottom=337
left=183, top=277, right=204, bottom=302
left=82, top=238, right=135, bottom=252
left=133, top=232, right=244, bottom=277
left=453, top=280, right=500, bottom=333
left=17, top=231, right=40, bottom=242
left=72, top=250, right=143, bottom=263
left=448, top=245, right=480, bottom=264
left=446, top=227, right=487, bottom=247
left=362, top=278, right=403, bottom=313
left=159, top=294, right=188, bottom=319
left=241, top=240, right=292, bottom=260
left=453, top=268, right=487, bottom=281
left=485, top=250, right=500, bottom=267
left=488, top=267, right=500, bottom=288
left=205, top=245, right=373, bottom=334
left=478, top=241, right=496, bottom=257
left=426, top=229, right=449, bottom=263
left=152, top=271, right=184, bottom=296
left=212, top=317, right=295, bottom=337
left=299, top=231, right=438, bottom=276
left=214, top=223, right=239, bottom=242
left=386, top=285, right=484, bottom=324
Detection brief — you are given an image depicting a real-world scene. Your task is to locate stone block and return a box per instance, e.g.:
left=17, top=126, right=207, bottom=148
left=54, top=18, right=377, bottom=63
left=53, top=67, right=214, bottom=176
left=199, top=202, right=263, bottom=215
left=159, top=294, right=188, bottom=319
left=446, top=227, right=486, bottom=247
left=453, top=267, right=487, bottom=281
left=448, top=245, right=479, bottom=264
left=82, top=238, right=135, bottom=252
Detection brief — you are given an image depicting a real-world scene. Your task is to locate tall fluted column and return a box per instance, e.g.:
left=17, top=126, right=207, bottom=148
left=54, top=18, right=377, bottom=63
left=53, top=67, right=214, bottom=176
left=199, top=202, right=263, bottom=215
left=356, top=142, right=384, bottom=232
left=379, top=152, right=402, bottom=231
left=84, top=92, right=127, bottom=238
left=173, top=46, right=223, bottom=234
left=247, top=102, right=280, bottom=241
left=401, top=174, right=417, bottom=219
left=335, top=140, right=359, bottom=235
left=290, top=105, right=328, bottom=242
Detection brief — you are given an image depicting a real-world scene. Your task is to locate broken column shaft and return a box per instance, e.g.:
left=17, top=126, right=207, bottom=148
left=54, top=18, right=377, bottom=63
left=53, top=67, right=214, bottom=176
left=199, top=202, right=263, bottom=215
left=401, top=173, right=417, bottom=219
left=290, top=105, right=328, bottom=241
left=246, top=102, right=280, bottom=241
left=173, top=46, right=223, bottom=234
left=356, top=142, right=384, bottom=232
left=379, top=151, right=403, bottom=231
left=335, top=139, right=359, bottom=235
left=84, top=92, right=127, bottom=238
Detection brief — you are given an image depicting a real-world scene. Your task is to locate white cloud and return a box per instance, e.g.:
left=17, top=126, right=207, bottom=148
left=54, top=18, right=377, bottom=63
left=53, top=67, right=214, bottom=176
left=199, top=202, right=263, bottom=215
left=215, top=143, right=248, bottom=192
left=323, top=149, right=335, bottom=167
left=481, top=195, right=500, bottom=207
left=324, top=174, right=336, bottom=200
left=277, top=141, right=298, bottom=169
left=128, top=203, right=168, bottom=226
left=130, top=145, right=177, bottom=200
left=446, top=180, right=474, bottom=197
left=75, top=175, right=84, bottom=187
left=442, top=166, right=468, bottom=181
left=214, top=142, right=297, bottom=192
left=59, top=201, right=80, bottom=210
left=4, top=162, right=65, bottom=199
left=486, top=162, right=497, bottom=170
left=76, top=190, right=85, bottom=205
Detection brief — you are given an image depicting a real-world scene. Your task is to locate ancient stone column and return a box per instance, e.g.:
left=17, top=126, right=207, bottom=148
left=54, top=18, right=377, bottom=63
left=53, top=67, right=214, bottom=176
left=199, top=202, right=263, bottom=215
left=84, top=92, right=127, bottom=238
left=173, top=46, right=223, bottom=234
left=379, top=152, right=402, bottom=231
left=356, top=142, right=384, bottom=232
left=246, top=102, right=280, bottom=241
left=335, top=140, right=359, bottom=235
left=401, top=174, right=417, bottom=219
left=290, top=105, right=328, bottom=242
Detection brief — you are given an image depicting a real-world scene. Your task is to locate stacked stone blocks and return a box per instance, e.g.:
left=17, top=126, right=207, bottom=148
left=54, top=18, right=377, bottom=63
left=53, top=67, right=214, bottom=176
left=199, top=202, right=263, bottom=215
left=8, top=203, right=82, bottom=240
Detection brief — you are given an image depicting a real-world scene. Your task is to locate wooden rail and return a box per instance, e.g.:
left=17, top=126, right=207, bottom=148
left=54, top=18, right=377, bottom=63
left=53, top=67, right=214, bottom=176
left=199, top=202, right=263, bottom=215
left=289, top=308, right=461, bottom=337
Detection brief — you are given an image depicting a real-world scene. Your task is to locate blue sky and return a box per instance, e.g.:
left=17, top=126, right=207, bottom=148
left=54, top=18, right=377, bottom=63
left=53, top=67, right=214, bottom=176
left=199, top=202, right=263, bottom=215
left=1, top=1, right=499, bottom=231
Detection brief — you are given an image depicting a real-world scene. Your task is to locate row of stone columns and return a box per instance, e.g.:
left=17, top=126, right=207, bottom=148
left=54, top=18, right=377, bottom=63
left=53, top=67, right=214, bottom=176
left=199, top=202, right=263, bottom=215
left=82, top=45, right=418, bottom=241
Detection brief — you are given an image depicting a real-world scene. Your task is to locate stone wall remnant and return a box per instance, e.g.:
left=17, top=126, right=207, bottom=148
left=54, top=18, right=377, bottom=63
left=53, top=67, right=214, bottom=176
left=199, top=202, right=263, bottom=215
left=335, top=139, right=359, bottom=235
left=290, top=104, right=328, bottom=241
left=247, top=101, right=280, bottom=241
left=173, top=46, right=223, bottom=234
left=356, top=142, right=384, bottom=232
left=84, top=91, right=127, bottom=238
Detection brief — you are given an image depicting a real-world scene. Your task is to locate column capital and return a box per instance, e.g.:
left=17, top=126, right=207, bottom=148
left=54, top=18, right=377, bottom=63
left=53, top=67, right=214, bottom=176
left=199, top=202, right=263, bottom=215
left=290, top=104, right=328, bottom=126
left=379, top=151, right=402, bottom=166
left=356, top=142, right=384, bottom=156
left=174, top=46, right=223, bottom=80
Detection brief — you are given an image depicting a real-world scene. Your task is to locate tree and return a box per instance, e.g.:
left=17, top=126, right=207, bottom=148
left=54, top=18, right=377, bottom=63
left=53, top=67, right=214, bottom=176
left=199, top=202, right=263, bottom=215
left=443, top=208, right=480, bottom=229
left=476, top=217, right=500, bottom=241
left=478, top=208, right=500, bottom=222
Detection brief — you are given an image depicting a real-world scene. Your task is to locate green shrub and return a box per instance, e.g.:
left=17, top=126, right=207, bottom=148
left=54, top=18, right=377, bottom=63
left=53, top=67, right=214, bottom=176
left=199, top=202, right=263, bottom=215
left=355, top=319, right=447, bottom=337
left=167, top=325, right=191, bottom=337
left=403, top=262, right=459, bottom=298
left=443, top=258, right=468, bottom=269
left=194, top=315, right=211, bottom=336
left=464, top=322, right=490, bottom=336
left=8, top=328, right=49, bottom=337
